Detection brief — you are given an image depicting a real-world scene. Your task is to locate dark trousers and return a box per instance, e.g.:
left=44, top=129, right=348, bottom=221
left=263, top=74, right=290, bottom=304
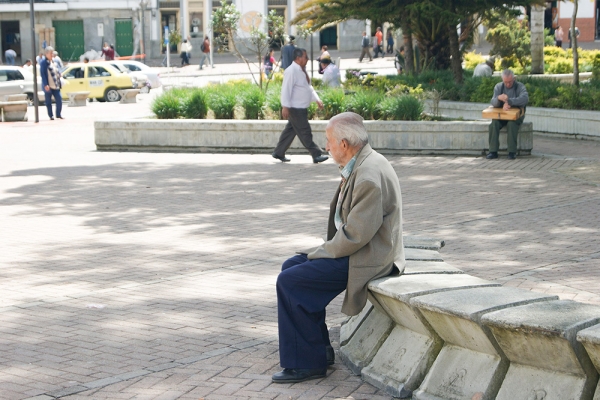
left=277, top=254, right=349, bottom=369
left=181, top=52, right=190, bottom=66
left=273, top=108, right=323, bottom=159
left=488, top=115, right=525, bottom=153
left=359, top=47, right=372, bottom=62
left=44, top=88, right=62, bottom=119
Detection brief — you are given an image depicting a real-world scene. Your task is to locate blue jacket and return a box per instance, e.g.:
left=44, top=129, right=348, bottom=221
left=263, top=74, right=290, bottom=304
left=39, top=57, right=50, bottom=88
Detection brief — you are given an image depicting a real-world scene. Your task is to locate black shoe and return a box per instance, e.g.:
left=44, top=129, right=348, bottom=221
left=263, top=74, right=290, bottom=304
left=313, top=155, right=329, bottom=164
left=326, top=345, right=335, bottom=366
left=49, top=117, right=54, bottom=120
left=507, top=152, right=516, bottom=160
left=272, top=368, right=327, bottom=383
left=272, top=152, right=290, bottom=162
left=486, top=152, right=498, bottom=159
left=57, top=116, right=64, bottom=119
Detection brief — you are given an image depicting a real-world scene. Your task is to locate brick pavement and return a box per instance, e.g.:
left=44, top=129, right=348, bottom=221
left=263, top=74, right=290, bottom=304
left=0, top=98, right=600, bottom=399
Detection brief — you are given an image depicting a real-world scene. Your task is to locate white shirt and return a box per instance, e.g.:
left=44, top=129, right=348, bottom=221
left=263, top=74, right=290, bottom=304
left=322, top=64, right=341, bottom=87
left=280, top=61, right=320, bottom=109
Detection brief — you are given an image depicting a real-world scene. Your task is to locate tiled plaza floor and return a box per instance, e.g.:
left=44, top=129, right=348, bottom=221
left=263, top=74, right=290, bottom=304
left=1, top=97, right=599, bottom=399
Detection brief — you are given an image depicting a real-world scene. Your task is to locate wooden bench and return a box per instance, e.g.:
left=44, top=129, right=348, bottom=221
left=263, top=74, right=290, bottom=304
left=118, top=89, right=140, bottom=104
left=0, top=100, right=28, bottom=122
left=68, top=91, right=90, bottom=107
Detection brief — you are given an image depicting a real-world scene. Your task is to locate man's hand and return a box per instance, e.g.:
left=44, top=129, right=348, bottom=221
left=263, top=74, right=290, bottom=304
left=497, top=94, right=508, bottom=102
left=503, top=102, right=511, bottom=111
left=282, top=106, right=290, bottom=120
left=44, top=85, right=50, bottom=92
left=317, top=100, right=324, bottom=110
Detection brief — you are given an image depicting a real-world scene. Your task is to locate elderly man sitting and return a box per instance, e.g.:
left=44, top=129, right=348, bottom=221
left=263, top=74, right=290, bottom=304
left=272, top=112, right=405, bottom=383
left=320, top=56, right=341, bottom=87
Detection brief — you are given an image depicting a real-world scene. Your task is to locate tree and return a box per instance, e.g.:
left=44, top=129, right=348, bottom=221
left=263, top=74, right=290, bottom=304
left=530, top=5, right=545, bottom=74
left=570, top=0, right=580, bottom=85
left=212, top=4, right=285, bottom=90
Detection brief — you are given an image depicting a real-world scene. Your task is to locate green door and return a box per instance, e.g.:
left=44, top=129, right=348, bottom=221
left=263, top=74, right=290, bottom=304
left=53, top=20, right=84, bottom=61
left=115, top=19, right=133, bottom=57
left=320, top=26, right=338, bottom=48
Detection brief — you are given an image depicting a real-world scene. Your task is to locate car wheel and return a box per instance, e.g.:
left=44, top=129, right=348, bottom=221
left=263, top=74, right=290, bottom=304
left=104, top=88, right=121, bottom=102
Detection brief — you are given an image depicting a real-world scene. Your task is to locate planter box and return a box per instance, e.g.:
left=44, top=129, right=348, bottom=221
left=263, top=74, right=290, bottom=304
left=94, top=119, right=533, bottom=156
left=428, top=100, right=600, bottom=140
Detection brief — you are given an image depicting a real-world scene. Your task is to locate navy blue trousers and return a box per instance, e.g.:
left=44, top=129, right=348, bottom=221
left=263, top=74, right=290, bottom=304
left=276, top=254, right=349, bottom=369
left=44, top=88, right=62, bottom=119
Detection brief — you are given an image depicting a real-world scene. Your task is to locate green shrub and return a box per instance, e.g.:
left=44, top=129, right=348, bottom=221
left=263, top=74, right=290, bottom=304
left=239, top=85, right=265, bottom=119
left=151, top=90, right=184, bottom=119
left=593, top=54, right=600, bottom=81
left=207, top=87, right=237, bottom=119
left=464, top=52, right=486, bottom=70
left=319, top=88, right=347, bottom=120
left=182, top=88, right=208, bottom=119
left=380, top=95, right=423, bottom=121
left=346, top=90, right=384, bottom=120
left=266, top=84, right=282, bottom=118
left=469, top=77, right=501, bottom=103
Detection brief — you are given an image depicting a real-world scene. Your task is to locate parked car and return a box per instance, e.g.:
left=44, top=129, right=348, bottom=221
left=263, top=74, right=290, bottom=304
left=0, top=65, right=43, bottom=101
left=110, top=60, right=162, bottom=91
left=61, top=62, right=135, bottom=102
left=105, top=61, right=151, bottom=93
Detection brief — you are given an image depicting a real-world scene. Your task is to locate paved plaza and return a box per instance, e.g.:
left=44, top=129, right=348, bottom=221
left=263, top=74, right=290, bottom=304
left=1, top=89, right=600, bottom=400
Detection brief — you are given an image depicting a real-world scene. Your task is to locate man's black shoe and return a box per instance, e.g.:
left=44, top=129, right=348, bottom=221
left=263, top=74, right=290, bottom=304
left=507, top=152, right=516, bottom=160
left=272, top=368, right=327, bottom=383
left=313, top=155, right=329, bottom=164
left=326, top=345, right=335, bottom=366
left=272, top=152, right=290, bottom=162
left=486, top=152, right=498, bottom=159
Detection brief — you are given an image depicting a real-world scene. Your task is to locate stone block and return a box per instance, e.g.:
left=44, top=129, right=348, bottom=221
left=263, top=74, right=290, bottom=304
left=68, top=91, right=90, bottom=107
left=482, top=300, right=600, bottom=400
left=577, top=324, right=600, bottom=400
left=3, top=94, right=28, bottom=102
left=403, top=261, right=463, bottom=275
left=339, top=306, right=394, bottom=375
left=405, top=248, right=444, bottom=262
left=403, top=236, right=446, bottom=251
left=359, top=274, right=499, bottom=397
left=0, top=100, right=28, bottom=122
left=118, top=89, right=140, bottom=104
left=411, top=287, right=558, bottom=400
left=340, top=300, right=373, bottom=347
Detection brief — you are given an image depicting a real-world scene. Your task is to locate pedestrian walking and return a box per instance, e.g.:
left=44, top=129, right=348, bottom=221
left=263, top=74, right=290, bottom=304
left=358, top=31, right=372, bottom=62
left=386, top=31, right=394, bottom=54
left=555, top=26, right=564, bottom=48
left=272, top=48, right=328, bottom=164
left=199, top=36, right=211, bottom=70
left=281, top=35, right=296, bottom=70
left=39, top=46, right=63, bottom=121
left=374, top=27, right=383, bottom=58
left=568, top=26, right=580, bottom=49
left=180, top=39, right=192, bottom=66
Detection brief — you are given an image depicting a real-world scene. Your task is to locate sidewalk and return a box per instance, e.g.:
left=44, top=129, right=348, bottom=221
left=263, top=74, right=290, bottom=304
left=0, top=92, right=600, bottom=399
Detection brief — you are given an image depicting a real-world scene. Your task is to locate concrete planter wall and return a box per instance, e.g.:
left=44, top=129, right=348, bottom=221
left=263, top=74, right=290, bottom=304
left=428, top=100, right=600, bottom=140
left=341, top=238, right=600, bottom=400
left=95, top=119, right=533, bottom=156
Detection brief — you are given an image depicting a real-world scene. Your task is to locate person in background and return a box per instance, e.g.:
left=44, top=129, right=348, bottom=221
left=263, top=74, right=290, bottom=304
left=374, top=27, right=383, bottom=58
left=52, top=51, right=64, bottom=70
left=487, top=69, right=529, bottom=160
left=263, top=48, right=277, bottom=78
left=180, top=39, right=192, bottom=66
left=473, top=57, right=495, bottom=77
left=39, top=46, right=64, bottom=121
left=281, top=35, right=296, bottom=70
left=554, top=26, right=564, bottom=48
left=320, top=57, right=341, bottom=87
left=199, top=35, right=211, bottom=70
left=101, top=42, right=114, bottom=61
left=359, top=31, right=372, bottom=62
left=272, top=48, right=328, bottom=164
left=386, top=31, right=394, bottom=54
left=394, top=46, right=405, bottom=74
left=22, top=59, right=32, bottom=72
left=568, top=26, right=580, bottom=49
left=317, top=45, right=330, bottom=74
left=5, top=46, right=17, bottom=65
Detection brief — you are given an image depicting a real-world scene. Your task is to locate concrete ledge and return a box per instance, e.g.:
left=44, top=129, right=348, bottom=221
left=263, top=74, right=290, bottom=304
left=340, top=241, right=600, bottom=400
left=94, top=119, right=534, bottom=156
left=428, top=100, right=600, bottom=140
left=68, top=91, right=90, bottom=107
left=0, top=100, right=28, bottom=122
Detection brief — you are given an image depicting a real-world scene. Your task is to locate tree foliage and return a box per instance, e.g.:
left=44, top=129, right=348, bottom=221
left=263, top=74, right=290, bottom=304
left=486, top=14, right=531, bottom=69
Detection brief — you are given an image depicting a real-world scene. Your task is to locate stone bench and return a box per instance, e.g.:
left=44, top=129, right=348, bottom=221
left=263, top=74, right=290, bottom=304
left=68, top=91, right=90, bottom=107
left=118, top=89, right=140, bottom=104
left=340, top=237, right=600, bottom=400
left=0, top=100, right=28, bottom=122
left=3, top=94, right=28, bottom=102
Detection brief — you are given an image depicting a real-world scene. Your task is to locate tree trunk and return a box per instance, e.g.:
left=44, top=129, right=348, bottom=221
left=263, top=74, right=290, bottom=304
left=571, top=0, right=579, bottom=86
left=530, top=4, right=545, bottom=74
left=400, top=18, right=414, bottom=75
left=447, top=23, right=463, bottom=84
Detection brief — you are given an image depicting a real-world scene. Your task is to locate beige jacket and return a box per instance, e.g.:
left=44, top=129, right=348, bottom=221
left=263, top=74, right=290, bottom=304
left=307, top=144, right=405, bottom=316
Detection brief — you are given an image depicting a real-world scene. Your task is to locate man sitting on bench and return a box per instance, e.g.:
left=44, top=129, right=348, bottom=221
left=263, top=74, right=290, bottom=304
left=487, top=69, right=529, bottom=160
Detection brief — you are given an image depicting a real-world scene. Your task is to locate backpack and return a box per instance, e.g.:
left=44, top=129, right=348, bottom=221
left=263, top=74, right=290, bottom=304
left=201, top=42, right=206, bottom=52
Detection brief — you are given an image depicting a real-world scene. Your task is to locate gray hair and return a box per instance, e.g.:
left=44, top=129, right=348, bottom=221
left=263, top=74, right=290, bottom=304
left=502, top=69, right=514, bottom=79
left=293, top=48, right=306, bottom=61
left=328, top=112, right=369, bottom=147
left=44, top=46, right=54, bottom=54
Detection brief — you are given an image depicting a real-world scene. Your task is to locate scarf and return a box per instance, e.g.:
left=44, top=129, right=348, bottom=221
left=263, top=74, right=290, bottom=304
left=48, top=60, right=61, bottom=90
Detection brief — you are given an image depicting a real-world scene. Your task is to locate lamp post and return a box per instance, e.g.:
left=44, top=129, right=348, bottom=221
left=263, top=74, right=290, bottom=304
left=140, top=0, right=147, bottom=63
left=29, top=0, right=39, bottom=123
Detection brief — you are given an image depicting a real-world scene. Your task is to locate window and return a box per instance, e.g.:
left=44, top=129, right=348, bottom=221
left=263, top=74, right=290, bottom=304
left=93, top=66, right=111, bottom=77
left=124, top=64, right=141, bottom=71
left=0, top=70, right=8, bottom=82
left=64, top=67, right=84, bottom=79
left=7, top=70, right=24, bottom=81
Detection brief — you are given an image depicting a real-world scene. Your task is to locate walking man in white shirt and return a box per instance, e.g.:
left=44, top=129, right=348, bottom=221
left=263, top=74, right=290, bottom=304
left=272, top=48, right=329, bottom=164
